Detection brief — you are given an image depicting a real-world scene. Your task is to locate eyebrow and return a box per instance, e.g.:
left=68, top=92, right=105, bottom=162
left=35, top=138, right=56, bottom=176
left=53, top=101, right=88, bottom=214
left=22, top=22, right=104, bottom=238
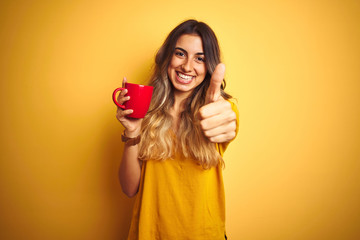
left=175, top=47, right=204, bottom=55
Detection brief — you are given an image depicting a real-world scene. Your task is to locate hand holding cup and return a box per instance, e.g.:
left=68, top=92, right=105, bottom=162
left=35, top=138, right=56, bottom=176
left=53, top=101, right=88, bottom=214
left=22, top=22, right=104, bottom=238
left=113, top=77, right=153, bottom=136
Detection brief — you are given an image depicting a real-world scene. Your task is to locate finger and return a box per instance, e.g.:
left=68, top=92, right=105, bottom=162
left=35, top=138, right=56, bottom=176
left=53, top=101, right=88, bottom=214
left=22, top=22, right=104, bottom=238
left=205, top=63, right=225, bottom=104
left=122, top=76, right=127, bottom=88
left=117, top=77, right=128, bottom=105
left=199, top=99, right=231, bottom=119
left=208, top=131, right=236, bottom=143
left=116, top=89, right=129, bottom=108
left=116, top=94, right=130, bottom=105
left=200, top=109, right=236, bottom=131
left=116, top=108, right=134, bottom=119
left=203, top=120, right=236, bottom=138
left=117, top=88, right=128, bottom=98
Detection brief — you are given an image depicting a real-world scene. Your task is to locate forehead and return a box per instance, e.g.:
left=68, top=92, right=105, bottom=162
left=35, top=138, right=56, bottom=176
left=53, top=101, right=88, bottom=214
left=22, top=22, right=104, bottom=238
left=175, top=34, right=204, bottom=52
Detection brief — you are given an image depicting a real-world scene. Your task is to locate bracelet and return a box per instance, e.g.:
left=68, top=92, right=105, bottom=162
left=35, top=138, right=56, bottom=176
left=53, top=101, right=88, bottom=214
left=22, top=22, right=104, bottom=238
left=121, top=132, right=141, bottom=146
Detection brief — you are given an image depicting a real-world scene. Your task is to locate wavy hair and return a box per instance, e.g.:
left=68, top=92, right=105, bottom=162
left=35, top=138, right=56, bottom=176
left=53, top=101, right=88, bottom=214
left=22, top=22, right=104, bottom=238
left=138, top=19, right=232, bottom=169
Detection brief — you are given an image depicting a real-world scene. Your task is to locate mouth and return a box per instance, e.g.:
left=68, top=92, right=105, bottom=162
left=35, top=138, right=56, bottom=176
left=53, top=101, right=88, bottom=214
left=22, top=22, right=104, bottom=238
left=176, top=71, right=194, bottom=84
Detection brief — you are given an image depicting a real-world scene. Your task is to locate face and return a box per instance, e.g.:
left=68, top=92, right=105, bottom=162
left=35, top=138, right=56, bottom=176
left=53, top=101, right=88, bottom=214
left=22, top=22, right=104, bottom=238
left=167, top=34, right=207, bottom=98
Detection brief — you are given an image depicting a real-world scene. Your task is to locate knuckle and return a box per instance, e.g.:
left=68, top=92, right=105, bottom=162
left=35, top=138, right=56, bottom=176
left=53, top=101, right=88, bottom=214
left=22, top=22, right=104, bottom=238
left=203, top=130, right=211, bottom=137
left=200, top=120, right=207, bottom=130
left=209, top=136, right=216, bottom=143
left=199, top=107, right=206, bottom=118
left=230, top=121, right=236, bottom=130
left=228, top=131, right=236, bottom=140
left=228, top=111, right=236, bottom=121
left=222, top=100, right=231, bottom=108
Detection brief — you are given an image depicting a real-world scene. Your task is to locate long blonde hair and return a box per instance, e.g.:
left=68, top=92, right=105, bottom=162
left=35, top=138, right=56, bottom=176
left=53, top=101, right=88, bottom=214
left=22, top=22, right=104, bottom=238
left=138, top=20, right=231, bottom=169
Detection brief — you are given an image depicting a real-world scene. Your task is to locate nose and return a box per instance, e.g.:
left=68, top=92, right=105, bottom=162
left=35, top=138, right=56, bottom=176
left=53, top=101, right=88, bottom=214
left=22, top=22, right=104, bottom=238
left=181, top=58, right=193, bottom=72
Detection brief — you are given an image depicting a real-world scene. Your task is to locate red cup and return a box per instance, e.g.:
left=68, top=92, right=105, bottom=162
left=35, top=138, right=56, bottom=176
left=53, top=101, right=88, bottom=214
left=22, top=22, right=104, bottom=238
left=112, top=83, right=153, bottom=119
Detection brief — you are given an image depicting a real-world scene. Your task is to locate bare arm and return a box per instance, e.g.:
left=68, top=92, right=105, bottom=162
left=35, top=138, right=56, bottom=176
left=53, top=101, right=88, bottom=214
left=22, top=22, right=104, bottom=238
left=119, top=129, right=142, bottom=198
left=116, top=77, right=143, bottom=197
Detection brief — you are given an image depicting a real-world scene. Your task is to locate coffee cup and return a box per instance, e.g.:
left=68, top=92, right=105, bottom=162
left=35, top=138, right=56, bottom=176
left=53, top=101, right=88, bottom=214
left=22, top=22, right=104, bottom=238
left=112, top=83, right=153, bottom=119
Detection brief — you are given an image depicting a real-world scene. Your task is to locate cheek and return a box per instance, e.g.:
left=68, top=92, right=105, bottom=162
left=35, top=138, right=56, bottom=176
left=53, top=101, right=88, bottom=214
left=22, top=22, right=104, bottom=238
left=170, top=57, right=182, bottom=68
left=167, top=57, right=175, bottom=74
left=197, top=65, right=207, bottom=77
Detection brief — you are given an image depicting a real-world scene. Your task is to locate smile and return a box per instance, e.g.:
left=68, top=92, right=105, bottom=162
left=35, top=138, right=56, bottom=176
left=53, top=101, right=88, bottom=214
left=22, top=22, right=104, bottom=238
left=176, top=72, right=194, bottom=84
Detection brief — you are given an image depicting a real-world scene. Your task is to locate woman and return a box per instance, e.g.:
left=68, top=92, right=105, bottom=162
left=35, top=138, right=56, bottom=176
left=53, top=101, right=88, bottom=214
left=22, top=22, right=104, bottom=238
left=116, top=19, right=239, bottom=240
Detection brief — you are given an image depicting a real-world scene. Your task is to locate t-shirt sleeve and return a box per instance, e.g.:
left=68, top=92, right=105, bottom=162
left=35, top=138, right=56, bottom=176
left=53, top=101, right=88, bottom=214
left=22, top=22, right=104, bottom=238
left=216, top=100, right=239, bottom=156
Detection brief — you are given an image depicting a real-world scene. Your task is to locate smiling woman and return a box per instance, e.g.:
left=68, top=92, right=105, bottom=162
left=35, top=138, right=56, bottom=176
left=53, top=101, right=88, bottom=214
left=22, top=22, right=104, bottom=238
left=167, top=34, right=207, bottom=96
left=115, top=19, right=238, bottom=240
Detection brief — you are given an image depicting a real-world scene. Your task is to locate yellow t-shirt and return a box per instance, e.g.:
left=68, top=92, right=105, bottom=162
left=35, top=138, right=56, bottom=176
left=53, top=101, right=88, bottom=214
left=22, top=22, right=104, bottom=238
left=127, top=102, right=239, bottom=240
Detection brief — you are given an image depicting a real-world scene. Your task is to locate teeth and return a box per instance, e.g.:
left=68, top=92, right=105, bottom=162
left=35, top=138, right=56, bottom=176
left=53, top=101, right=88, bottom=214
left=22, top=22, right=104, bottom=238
left=178, top=72, right=193, bottom=80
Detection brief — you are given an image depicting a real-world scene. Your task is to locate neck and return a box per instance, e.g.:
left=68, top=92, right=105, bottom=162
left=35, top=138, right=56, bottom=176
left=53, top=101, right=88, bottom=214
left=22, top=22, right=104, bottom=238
left=172, top=90, right=191, bottom=114
left=170, top=90, right=191, bottom=131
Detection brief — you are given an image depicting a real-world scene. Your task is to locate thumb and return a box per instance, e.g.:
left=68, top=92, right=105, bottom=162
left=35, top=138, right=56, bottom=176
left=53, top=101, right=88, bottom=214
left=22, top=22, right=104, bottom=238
left=122, top=76, right=127, bottom=88
left=206, top=63, right=225, bottom=103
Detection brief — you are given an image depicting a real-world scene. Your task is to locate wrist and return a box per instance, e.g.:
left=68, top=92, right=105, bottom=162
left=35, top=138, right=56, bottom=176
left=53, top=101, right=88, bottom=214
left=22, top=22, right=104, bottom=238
left=122, top=131, right=141, bottom=146
left=124, top=129, right=141, bottom=138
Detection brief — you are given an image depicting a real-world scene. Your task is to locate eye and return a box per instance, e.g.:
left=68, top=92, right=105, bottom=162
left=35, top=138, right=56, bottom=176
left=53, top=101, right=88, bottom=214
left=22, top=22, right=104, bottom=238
left=195, top=56, right=205, bottom=62
left=175, top=51, right=185, bottom=58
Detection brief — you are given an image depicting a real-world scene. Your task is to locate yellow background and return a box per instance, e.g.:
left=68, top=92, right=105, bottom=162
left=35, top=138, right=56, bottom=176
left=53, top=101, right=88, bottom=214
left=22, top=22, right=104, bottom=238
left=1, top=0, right=359, bottom=239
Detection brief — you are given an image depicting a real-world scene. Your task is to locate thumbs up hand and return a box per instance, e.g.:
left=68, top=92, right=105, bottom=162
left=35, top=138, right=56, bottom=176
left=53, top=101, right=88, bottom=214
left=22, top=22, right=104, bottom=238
left=199, top=63, right=237, bottom=143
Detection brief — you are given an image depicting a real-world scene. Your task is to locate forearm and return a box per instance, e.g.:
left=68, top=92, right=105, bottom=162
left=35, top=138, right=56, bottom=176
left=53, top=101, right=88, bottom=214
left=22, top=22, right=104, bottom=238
left=119, top=131, right=142, bottom=197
